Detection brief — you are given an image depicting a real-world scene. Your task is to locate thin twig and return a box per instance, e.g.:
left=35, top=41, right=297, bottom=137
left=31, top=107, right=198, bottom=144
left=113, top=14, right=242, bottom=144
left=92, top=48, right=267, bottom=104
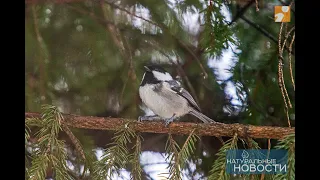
left=64, top=3, right=115, bottom=26
left=106, top=1, right=208, bottom=79
left=120, top=73, right=130, bottom=107
left=288, top=32, right=295, bottom=91
left=260, top=139, right=271, bottom=180
left=217, top=137, right=225, bottom=145
left=278, top=0, right=295, bottom=14
left=176, top=40, right=208, bottom=79
left=61, top=123, right=86, bottom=161
left=80, top=163, right=87, bottom=179
left=241, top=16, right=294, bottom=56
left=32, top=5, right=47, bottom=103
left=100, top=1, right=126, bottom=55
left=120, top=37, right=137, bottom=106
left=158, top=50, right=201, bottom=106
left=100, top=1, right=139, bottom=109
left=279, top=25, right=293, bottom=107
left=278, top=23, right=291, bottom=127
left=281, top=26, right=295, bottom=54
left=124, top=36, right=137, bottom=82
left=228, top=0, right=255, bottom=25
left=105, top=1, right=159, bottom=27
left=26, top=0, right=84, bottom=4
left=176, top=57, right=201, bottom=106
left=239, top=63, right=280, bottom=122
left=280, top=64, right=292, bottom=108
left=255, top=0, right=259, bottom=11
left=285, top=23, right=288, bottom=35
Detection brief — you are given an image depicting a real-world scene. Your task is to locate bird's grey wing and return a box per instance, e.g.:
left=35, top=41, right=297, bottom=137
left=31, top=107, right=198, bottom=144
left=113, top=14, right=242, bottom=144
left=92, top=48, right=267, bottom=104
left=166, top=80, right=201, bottom=112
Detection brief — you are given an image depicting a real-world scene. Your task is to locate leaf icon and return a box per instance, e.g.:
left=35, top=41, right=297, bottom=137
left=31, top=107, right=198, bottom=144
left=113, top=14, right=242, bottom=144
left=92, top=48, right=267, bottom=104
left=241, top=150, right=249, bottom=159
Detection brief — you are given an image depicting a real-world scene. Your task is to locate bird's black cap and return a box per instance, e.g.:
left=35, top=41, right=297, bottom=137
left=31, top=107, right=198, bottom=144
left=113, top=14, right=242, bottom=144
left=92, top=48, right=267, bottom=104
left=141, top=64, right=168, bottom=86
left=144, top=64, right=167, bottom=73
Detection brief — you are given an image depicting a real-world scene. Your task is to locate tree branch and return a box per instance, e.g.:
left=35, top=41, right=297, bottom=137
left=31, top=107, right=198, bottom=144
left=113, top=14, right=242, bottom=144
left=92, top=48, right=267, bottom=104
left=241, top=16, right=295, bottom=56
left=228, top=0, right=255, bottom=25
left=26, top=112, right=294, bottom=140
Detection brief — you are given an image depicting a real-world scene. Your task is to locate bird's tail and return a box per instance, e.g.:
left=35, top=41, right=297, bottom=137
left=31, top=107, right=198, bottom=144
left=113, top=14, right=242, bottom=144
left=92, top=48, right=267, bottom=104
left=188, top=109, right=215, bottom=123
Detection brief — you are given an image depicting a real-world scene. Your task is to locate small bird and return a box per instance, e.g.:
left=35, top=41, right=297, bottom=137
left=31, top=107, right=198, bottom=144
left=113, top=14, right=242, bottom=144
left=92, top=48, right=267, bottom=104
left=138, top=65, right=216, bottom=126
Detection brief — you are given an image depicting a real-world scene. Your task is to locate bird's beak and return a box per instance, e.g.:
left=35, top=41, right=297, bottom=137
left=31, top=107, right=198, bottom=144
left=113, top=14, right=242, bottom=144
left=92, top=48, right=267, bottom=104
left=144, top=66, right=150, bottom=71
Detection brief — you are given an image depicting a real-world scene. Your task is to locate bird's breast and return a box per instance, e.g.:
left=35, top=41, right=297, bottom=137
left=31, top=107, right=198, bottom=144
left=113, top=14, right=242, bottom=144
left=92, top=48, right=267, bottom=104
left=139, top=84, right=189, bottom=118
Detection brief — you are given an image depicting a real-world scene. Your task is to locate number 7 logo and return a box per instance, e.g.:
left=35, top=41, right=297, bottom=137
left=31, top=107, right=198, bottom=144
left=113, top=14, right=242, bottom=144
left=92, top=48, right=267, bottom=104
left=275, top=6, right=290, bottom=22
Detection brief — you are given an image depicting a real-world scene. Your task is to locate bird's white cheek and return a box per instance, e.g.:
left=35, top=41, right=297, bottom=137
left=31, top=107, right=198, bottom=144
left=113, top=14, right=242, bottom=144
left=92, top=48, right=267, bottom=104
left=152, top=71, right=173, bottom=81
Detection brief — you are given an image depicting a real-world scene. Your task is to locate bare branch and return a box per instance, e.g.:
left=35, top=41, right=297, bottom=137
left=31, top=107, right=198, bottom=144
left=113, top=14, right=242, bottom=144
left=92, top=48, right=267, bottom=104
left=61, top=123, right=86, bottom=161
left=105, top=1, right=209, bottom=79
left=228, top=0, right=255, bottom=25
left=241, top=16, right=295, bottom=56
left=26, top=112, right=294, bottom=140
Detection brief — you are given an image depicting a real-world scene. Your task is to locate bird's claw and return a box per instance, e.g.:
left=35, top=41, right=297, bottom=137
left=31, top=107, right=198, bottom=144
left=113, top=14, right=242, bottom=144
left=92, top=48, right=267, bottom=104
left=139, top=115, right=177, bottom=127
left=164, top=116, right=175, bottom=127
left=138, top=115, right=161, bottom=122
left=138, top=116, right=151, bottom=121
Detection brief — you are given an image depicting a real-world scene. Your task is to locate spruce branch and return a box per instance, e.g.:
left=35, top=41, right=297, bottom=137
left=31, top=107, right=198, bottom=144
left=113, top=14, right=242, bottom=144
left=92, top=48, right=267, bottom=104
left=25, top=112, right=295, bottom=140
left=178, top=129, right=199, bottom=168
left=208, top=133, right=238, bottom=180
left=251, top=138, right=261, bottom=149
left=50, top=153, right=73, bottom=180
left=162, top=129, right=199, bottom=180
left=82, top=149, right=99, bottom=179
left=164, top=133, right=181, bottom=180
left=202, top=0, right=235, bottom=57
left=130, top=133, right=143, bottom=180
left=26, top=117, right=43, bottom=127
left=25, top=123, right=31, bottom=145
left=25, top=121, right=33, bottom=176
left=28, top=154, right=50, bottom=180
left=27, top=105, right=74, bottom=180
left=93, top=121, right=136, bottom=180
left=274, top=133, right=295, bottom=180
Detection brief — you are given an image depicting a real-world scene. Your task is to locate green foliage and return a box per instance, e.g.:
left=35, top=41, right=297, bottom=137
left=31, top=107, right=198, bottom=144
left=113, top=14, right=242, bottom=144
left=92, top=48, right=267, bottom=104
left=274, top=133, right=295, bottom=180
left=208, top=134, right=238, bottom=180
left=25, top=123, right=30, bottom=146
left=160, top=130, right=199, bottom=180
left=92, top=121, right=137, bottom=180
left=130, top=133, right=143, bottom=180
left=230, top=0, right=295, bottom=126
left=248, top=138, right=261, bottom=149
left=178, top=130, right=199, bottom=168
left=201, top=0, right=236, bottom=57
left=27, top=105, right=73, bottom=180
left=28, top=154, right=50, bottom=180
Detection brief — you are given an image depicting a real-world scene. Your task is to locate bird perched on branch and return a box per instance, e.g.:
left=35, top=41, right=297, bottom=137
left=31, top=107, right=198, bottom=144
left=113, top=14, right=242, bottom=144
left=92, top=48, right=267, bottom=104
left=138, top=65, right=216, bottom=126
